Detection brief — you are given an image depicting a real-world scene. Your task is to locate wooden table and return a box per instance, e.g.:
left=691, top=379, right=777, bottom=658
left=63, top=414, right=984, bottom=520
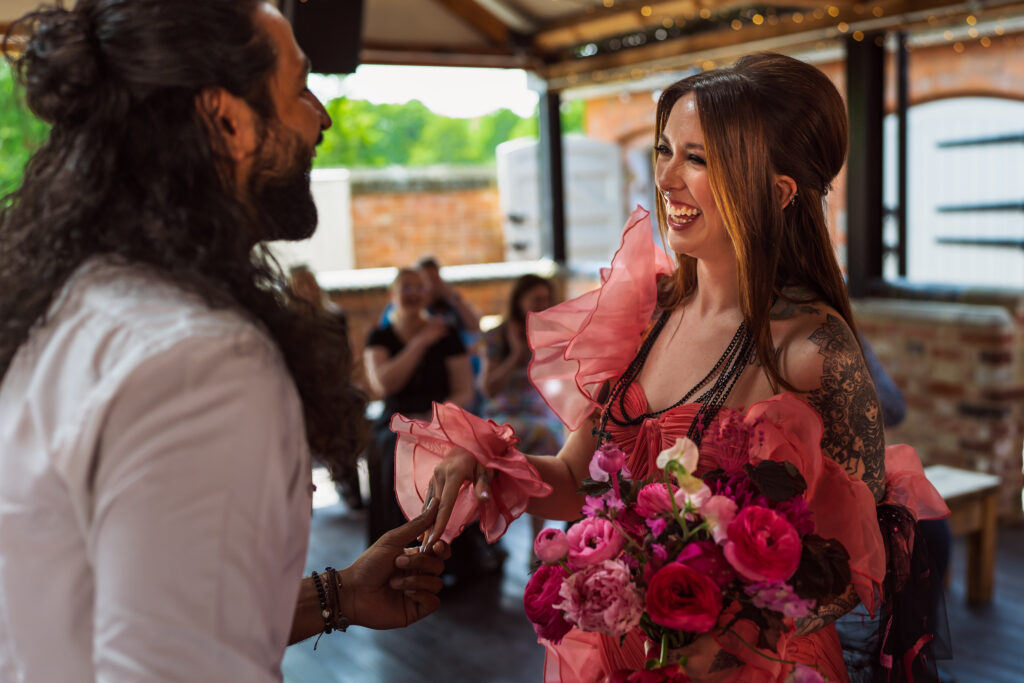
left=924, top=464, right=1001, bottom=604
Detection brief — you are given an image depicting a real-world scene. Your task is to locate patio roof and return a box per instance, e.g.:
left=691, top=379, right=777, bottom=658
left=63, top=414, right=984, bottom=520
left=359, top=0, right=1022, bottom=89
left=2, top=1, right=1019, bottom=88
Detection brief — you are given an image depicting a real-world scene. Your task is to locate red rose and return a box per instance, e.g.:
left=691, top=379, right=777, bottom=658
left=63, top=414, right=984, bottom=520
left=645, top=562, right=723, bottom=633
left=723, top=505, right=801, bottom=582
left=523, top=564, right=572, bottom=644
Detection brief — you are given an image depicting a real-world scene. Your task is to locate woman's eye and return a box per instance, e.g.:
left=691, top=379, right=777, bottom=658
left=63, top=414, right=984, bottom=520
left=688, top=154, right=706, bottom=166
left=654, top=144, right=671, bottom=156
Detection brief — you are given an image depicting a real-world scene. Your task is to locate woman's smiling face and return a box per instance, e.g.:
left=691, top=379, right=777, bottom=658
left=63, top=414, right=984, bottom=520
left=655, top=93, right=732, bottom=262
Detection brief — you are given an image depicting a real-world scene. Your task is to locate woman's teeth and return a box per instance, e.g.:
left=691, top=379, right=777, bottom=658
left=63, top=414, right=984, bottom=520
left=667, top=203, right=701, bottom=224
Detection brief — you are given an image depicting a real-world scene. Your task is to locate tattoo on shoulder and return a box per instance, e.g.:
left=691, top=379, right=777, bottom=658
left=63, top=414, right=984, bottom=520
left=770, top=302, right=821, bottom=321
left=805, top=315, right=885, bottom=499
left=769, top=288, right=821, bottom=321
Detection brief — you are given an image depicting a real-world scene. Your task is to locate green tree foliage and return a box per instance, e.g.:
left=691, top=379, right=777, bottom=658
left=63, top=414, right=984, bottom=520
left=315, top=96, right=586, bottom=169
left=0, top=62, right=50, bottom=198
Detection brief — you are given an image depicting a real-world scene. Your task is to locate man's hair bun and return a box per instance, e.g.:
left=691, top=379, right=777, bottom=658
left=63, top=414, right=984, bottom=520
left=10, top=7, right=103, bottom=126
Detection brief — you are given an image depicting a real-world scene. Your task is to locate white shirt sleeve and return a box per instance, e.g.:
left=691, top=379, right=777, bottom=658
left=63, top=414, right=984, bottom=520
left=87, top=331, right=311, bottom=683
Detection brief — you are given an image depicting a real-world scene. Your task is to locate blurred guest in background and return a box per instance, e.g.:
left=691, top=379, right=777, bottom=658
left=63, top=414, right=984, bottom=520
left=480, top=274, right=564, bottom=549
left=364, top=268, right=501, bottom=582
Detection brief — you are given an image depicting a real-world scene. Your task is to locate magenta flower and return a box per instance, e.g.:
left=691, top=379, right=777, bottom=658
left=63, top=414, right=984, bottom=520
left=773, top=495, right=815, bottom=536
left=675, top=540, right=735, bottom=589
left=589, top=442, right=627, bottom=482
left=635, top=482, right=687, bottom=518
left=701, top=409, right=761, bottom=474
left=582, top=490, right=625, bottom=517
left=534, top=527, right=570, bottom=564
left=646, top=517, right=668, bottom=537
left=743, top=581, right=817, bottom=618
left=555, top=559, right=644, bottom=637
left=523, top=564, right=573, bottom=643
left=723, top=506, right=802, bottom=582
left=567, top=517, right=625, bottom=567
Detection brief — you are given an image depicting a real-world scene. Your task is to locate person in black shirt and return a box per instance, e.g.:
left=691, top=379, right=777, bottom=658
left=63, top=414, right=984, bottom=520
left=364, top=268, right=474, bottom=542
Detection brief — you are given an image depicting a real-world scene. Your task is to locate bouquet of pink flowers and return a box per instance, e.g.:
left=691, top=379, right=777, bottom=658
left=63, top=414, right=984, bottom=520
left=523, top=410, right=853, bottom=681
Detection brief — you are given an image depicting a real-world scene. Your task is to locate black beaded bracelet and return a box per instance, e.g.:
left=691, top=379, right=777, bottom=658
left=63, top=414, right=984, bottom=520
left=310, top=570, right=334, bottom=635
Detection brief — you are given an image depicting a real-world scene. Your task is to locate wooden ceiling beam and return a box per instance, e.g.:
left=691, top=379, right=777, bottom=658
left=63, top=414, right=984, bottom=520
left=427, top=0, right=513, bottom=46
left=360, top=45, right=536, bottom=69
left=540, top=0, right=1007, bottom=85
left=533, top=0, right=856, bottom=51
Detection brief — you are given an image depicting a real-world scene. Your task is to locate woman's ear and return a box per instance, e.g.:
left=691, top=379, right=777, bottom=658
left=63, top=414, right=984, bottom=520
left=774, top=174, right=798, bottom=208
left=195, top=87, right=259, bottom=162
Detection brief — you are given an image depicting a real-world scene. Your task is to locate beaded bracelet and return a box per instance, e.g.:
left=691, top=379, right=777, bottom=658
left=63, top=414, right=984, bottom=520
left=310, top=570, right=334, bottom=635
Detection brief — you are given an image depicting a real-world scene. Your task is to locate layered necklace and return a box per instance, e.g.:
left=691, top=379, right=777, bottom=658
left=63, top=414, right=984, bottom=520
left=594, top=308, right=755, bottom=446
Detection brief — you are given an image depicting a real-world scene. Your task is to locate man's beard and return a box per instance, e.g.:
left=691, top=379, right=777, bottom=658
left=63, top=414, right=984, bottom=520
left=247, top=126, right=318, bottom=242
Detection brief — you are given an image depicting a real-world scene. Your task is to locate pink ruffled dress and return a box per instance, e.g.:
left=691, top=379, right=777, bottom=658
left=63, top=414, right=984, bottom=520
left=393, top=207, right=948, bottom=682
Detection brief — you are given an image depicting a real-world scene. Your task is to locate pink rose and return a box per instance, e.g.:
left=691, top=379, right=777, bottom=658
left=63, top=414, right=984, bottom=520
left=645, top=562, right=723, bottom=633
left=555, top=559, right=643, bottom=637
left=635, top=482, right=687, bottom=518
left=723, top=506, right=802, bottom=582
left=675, top=540, right=735, bottom=589
left=534, top=527, right=569, bottom=564
left=700, top=495, right=738, bottom=543
left=523, top=564, right=572, bottom=643
left=566, top=517, right=624, bottom=567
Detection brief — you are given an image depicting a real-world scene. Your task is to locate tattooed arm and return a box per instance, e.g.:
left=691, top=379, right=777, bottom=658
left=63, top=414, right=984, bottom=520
left=769, top=308, right=887, bottom=635
left=794, top=582, right=861, bottom=636
left=784, top=312, right=887, bottom=502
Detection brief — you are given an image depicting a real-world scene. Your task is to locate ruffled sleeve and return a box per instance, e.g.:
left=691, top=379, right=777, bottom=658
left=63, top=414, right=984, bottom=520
left=744, top=393, right=887, bottom=614
left=392, top=402, right=553, bottom=544
left=527, top=206, right=675, bottom=431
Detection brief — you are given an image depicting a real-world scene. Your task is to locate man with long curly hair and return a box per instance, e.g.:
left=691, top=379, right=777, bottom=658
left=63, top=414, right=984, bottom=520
left=0, top=2, right=447, bottom=681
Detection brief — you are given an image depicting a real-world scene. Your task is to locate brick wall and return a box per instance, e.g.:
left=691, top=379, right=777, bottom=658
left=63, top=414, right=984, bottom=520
left=857, top=297, right=1024, bottom=518
left=349, top=168, right=504, bottom=269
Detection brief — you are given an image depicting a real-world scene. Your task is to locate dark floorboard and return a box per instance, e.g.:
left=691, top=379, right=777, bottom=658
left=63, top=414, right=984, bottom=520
left=283, top=491, right=1024, bottom=683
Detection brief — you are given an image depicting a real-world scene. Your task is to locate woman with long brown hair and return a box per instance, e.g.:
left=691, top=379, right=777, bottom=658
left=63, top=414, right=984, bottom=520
left=396, top=53, right=945, bottom=681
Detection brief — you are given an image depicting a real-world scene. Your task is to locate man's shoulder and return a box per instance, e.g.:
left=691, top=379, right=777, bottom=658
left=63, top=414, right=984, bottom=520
left=45, top=259, right=276, bottom=376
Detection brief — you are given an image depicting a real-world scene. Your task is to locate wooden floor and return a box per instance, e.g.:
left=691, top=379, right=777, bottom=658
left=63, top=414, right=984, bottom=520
left=283, top=493, right=1024, bottom=683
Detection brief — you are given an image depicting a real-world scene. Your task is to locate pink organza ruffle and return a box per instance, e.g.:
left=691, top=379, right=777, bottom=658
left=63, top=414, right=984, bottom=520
left=744, top=393, right=886, bottom=615
left=528, top=206, right=675, bottom=431
left=392, top=402, right=553, bottom=544
left=881, top=444, right=950, bottom=522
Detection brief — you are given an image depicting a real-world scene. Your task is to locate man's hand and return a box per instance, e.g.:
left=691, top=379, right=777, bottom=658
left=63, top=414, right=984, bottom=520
left=339, top=500, right=451, bottom=630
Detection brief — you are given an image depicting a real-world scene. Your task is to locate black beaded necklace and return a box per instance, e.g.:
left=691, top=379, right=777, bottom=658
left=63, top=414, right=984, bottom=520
left=594, top=308, right=755, bottom=446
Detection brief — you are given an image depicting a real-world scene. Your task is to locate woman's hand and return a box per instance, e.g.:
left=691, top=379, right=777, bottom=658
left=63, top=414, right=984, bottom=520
left=422, top=446, right=493, bottom=549
left=414, top=318, right=449, bottom=348
left=339, top=500, right=452, bottom=630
